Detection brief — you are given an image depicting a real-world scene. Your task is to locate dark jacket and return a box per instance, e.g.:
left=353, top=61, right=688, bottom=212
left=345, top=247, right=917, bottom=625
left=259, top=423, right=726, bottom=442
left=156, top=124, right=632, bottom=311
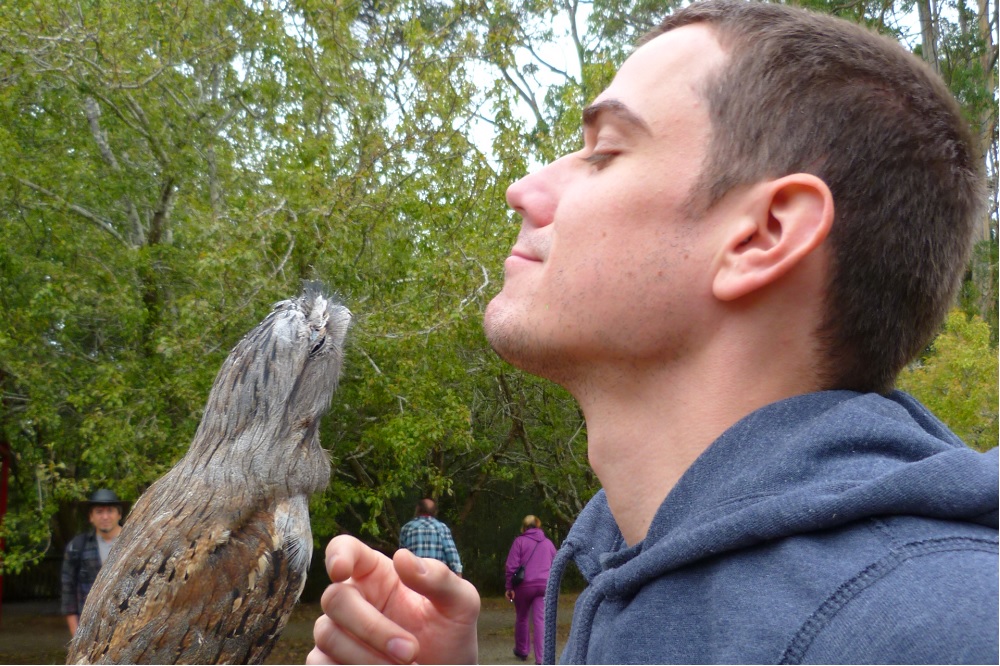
left=544, top=390, right=999, bottom=664
left=61, top=531, right=103, bottom=616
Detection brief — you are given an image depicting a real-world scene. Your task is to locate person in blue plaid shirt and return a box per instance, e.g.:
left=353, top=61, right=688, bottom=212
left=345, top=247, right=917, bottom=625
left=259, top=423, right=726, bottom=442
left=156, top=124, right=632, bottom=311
left=398, top=498, right=463, bottom=576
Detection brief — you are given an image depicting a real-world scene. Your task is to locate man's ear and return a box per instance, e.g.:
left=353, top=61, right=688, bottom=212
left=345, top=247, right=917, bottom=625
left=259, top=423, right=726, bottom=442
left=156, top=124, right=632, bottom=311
left=712, top=174, right=833, bottom=302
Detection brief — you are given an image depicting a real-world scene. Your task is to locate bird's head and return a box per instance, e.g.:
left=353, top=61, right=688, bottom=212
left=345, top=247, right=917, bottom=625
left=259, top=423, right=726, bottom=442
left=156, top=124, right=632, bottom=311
left=268, top=283, right=352, bottom=425
left=193, top=283, right=351, bottom=460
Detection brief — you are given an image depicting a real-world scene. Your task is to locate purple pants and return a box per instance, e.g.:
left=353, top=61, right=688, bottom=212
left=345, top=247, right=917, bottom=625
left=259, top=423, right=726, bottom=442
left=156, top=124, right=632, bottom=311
left=513, top=581, right=546, bottom=664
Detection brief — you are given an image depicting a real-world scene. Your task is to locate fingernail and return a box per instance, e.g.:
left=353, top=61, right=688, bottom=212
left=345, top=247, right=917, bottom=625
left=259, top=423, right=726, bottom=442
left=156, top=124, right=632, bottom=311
left=412, top=555, right=426, bottom=575
left=386, top=637, right=416, bottom=663
left=326, top=553, right=337, bottom=572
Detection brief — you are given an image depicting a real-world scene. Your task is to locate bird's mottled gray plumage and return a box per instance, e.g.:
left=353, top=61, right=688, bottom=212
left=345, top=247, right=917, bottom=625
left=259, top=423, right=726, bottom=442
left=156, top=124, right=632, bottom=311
left=67, top=285, right=351, bottom=665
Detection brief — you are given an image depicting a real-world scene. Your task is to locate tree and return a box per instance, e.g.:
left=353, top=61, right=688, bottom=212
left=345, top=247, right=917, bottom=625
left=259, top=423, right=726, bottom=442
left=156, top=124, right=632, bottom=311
left=898, top=310, right=999, bottom=452
left=0, top=0, right=591, bottom=583
left=0, top=0, right=321, bottom=572
left=1, top=0, right=995, bottom=593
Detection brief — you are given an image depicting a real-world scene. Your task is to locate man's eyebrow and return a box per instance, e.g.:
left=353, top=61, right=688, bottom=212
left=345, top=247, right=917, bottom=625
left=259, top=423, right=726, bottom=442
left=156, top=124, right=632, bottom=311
left=581, top=99, right=652, bottom=135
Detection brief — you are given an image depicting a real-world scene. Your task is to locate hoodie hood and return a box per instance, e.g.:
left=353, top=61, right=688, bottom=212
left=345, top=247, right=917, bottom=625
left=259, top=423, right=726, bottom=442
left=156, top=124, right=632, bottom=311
left=543, top=390, right=999, bottom=663
left=521, top=527, right=546, bottom=542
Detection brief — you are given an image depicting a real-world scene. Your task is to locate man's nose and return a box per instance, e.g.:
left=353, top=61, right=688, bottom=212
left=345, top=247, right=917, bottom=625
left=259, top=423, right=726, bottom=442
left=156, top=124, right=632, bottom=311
left=505, top=158, right=566, bottom=229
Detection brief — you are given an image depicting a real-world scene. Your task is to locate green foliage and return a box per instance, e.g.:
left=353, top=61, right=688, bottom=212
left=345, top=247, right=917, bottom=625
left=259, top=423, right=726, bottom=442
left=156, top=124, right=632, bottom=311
left=0, top=0, right=995, bottom=593
left=898, top=310, right=999, bottom=452
left=960, top=239, right=999, bottom=346
left=0, top=0, right=595, bottom=582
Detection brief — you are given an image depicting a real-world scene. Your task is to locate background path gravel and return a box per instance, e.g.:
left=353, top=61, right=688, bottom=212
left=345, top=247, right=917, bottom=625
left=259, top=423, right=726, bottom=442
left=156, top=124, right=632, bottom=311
left=0, top=593, right=577, bottom=664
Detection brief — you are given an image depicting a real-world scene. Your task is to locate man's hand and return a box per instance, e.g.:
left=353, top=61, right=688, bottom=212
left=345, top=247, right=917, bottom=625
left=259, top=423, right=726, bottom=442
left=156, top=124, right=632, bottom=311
left=308, top=535, right=480, bottom=664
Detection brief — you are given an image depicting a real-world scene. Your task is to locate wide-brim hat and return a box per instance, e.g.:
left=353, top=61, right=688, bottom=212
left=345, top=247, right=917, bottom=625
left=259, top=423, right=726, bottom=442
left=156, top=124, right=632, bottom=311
left=85, top=488, right=125, bottom=508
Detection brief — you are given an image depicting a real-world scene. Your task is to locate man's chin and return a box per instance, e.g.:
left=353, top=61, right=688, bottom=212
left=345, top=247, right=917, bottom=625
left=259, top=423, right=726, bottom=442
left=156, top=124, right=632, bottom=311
left=484, top=323, right=565, bottom=385
left=483, top=302, right=526, bottom=363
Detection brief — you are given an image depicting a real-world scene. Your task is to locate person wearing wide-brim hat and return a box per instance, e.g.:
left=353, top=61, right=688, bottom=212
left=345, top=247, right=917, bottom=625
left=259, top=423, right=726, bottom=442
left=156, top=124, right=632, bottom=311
left=60, top=489, right=127, bottom=636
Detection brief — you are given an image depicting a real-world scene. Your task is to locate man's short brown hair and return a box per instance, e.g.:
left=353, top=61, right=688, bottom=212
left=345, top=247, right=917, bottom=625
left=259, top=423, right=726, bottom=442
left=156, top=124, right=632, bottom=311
left=643, top=0, right=985, bottom=393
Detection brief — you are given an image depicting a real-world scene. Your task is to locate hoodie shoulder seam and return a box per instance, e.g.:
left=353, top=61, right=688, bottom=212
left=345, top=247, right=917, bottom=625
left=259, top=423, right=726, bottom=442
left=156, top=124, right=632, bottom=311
left=779, top=535, right=998, bottom=664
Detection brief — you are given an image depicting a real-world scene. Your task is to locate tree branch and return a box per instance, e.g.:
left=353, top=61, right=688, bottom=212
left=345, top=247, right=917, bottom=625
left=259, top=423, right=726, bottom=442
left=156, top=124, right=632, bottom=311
left=10, top=176, right=128, bottom=246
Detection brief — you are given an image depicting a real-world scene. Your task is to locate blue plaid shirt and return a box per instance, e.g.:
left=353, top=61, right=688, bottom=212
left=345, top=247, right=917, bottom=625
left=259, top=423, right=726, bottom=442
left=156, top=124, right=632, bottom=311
left=399, top=516, right=463, bottom=573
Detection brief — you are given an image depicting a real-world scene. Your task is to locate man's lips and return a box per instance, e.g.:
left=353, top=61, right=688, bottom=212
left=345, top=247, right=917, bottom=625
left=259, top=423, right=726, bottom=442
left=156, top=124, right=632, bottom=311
left=508, top=246, right=542, bottom=262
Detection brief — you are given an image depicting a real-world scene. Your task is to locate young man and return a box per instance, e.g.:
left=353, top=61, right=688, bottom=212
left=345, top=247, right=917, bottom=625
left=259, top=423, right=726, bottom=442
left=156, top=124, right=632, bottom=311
left=309, top=1, right=998, bottom=663
left=60, top=488, right=126, bottom=636
left=398, top=498, right=464, bottom=576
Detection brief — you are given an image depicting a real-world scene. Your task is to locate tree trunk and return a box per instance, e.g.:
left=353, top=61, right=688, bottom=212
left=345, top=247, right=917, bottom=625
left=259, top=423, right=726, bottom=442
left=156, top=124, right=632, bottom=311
left=976, top=0, right=998, bottom=241
left=916, top=0, right=941, bottom=74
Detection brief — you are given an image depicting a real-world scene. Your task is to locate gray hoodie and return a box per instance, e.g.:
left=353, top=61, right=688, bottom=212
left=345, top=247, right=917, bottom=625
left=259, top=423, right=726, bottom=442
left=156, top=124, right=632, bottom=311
left=544, top=391, right=999, bottom=664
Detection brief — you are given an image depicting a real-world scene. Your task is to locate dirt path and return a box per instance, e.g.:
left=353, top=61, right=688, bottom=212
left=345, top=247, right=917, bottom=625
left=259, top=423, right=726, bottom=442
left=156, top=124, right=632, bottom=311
left=473, top=595, right=575, bottom=665
left=0, top=594, right=576, bottom=664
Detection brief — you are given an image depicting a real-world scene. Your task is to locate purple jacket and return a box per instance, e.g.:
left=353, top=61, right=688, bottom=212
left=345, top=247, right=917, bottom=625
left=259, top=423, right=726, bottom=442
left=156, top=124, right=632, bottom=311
left=505, top=527, right=557, bottom=590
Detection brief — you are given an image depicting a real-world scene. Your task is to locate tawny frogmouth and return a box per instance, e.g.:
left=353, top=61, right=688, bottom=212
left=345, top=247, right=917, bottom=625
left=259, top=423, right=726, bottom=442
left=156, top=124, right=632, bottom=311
left=68, top=285, right=351, bottom=664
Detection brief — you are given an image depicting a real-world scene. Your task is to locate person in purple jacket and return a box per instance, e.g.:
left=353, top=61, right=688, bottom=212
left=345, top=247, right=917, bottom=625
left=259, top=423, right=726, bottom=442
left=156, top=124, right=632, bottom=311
left=504, top=515, right=557, bottom=664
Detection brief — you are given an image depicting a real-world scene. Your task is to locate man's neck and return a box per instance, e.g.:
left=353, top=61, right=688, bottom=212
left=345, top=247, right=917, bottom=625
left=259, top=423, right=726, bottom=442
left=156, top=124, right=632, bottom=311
left=573, top=333, right=821, bottom=546
left=577, top=378, right=723, bottom=545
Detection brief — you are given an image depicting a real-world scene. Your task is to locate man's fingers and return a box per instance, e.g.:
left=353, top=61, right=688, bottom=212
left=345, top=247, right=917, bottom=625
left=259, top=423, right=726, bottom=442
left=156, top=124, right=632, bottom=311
left=318, top=581, right=419, bottom=664
left=325, top=534, right=388, bottom=583
left=312, top=611, right=416, bottom=665
left=393, top=549, right=481, bottom=619
left=318, top=535, right=420, bottom=664
left=315, top=536, right=479, bottom=664
left=305, top=645, right=334, bottom=665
